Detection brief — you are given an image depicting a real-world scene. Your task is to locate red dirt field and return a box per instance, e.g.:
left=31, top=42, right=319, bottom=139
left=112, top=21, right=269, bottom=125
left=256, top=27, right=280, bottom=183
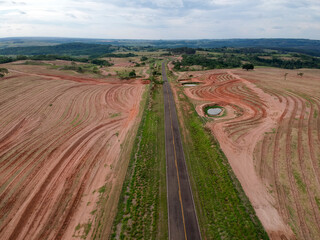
left=181, top=68, right=320, bottom=240
left=0, top=63, right=146, bottom=240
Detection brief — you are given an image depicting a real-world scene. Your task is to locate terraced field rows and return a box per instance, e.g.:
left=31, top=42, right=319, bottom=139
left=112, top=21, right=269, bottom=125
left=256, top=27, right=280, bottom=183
left=255, top=91, right=320, bottom=239
left=0, top=66, right=145, bottom=240
left=182, top=68, right=320, bottom=240
left=183, top=71, right=293, bottom=239
left=186, top=73, right=266, bottom=141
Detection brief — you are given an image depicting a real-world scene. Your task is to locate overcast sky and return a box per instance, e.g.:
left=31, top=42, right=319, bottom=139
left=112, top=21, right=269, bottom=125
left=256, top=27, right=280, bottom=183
left=1, top=0, right=320, bottom=39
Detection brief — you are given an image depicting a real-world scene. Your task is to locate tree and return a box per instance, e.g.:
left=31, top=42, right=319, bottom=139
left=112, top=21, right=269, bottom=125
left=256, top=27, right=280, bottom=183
left=140, top=56, right=148, bottom=61
left=297, top=72, right=304, bottom=77
left=77, top=66, right=84, bottom=73
left=129, top=69, right=136, bottom=78
left=242, top=63, right=254, bottom=71
left=0, top=68, right=9, bottom=78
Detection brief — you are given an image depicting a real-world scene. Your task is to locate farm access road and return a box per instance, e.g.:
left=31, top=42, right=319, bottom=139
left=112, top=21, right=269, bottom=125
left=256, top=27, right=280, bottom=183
left=162, top=62, right=201, bottom=240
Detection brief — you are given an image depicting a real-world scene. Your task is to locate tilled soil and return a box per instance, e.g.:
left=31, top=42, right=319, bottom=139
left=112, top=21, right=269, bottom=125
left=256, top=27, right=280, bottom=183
left=0, top=64, right=145, bottom=240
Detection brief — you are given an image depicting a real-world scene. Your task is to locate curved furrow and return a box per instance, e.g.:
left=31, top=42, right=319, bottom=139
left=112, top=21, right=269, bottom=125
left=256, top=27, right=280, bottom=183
left=307, top=98, right=320, bottom=188
left=0, top=68, right=145, bottom=240
left=262, top=88, right=283, bottom=103
left=0, top=86, right=95, bottom=173
left=2, top=80, right=73, bottom=129
left=315, top=97, right=320, bottom=143
left=271, top=95, right=291, bottom=223
left=3, top=121, right=121, bottom=240
left=0, top=84, right=115, bottom=180
left=0, top=117, right=121, bottom=223
left=44, top=132, right=118, bottom=239
left=26, top=126, right=120, bottom=239
left=295, top=95, right=320, bottom=234
left=284, top=95, right=311, bottom=239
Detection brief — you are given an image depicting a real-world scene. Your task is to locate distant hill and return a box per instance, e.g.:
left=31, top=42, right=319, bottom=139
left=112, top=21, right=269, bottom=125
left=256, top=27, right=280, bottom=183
left=1, top=37, right=320, bottom=56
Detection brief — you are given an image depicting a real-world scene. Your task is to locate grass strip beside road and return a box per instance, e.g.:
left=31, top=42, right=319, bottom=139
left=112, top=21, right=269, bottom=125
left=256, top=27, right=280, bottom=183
left=169, top=71, right=269, bottom=239
left=111, top=83, right=167, bottom=240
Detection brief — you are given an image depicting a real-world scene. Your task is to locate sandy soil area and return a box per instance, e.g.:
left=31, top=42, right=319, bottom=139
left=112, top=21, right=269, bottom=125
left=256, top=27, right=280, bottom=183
left=0, top=63, right=145, bottom=239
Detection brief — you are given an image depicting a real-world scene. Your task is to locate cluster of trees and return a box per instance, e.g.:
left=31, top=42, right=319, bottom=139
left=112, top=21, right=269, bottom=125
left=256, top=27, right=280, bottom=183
left=242, top=63, right=254, bottom=70
left=91, top=59, right=113, bottom=66
left=250, top=55, right=320, bottom=69
left=116, top=69, right=136, bottom=79
left=168, top=47, right=196, bottom=55
left=173, top=54, right=242, bottom=70
left=101, top=53, right=137, bottom=58
left=173, top=51, right=320, bottom=71
left=140, top=56, right=148, bottom=61
left=62, top=62, right=101, bottom=74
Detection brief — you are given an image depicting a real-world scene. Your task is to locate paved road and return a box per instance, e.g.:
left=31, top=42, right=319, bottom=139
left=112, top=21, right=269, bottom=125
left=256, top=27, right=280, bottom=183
left=162, top=62, right=201, bottom=240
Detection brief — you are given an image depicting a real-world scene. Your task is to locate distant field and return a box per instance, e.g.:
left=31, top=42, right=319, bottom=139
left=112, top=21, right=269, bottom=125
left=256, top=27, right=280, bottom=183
left=176, top=66, right=320, bottom=240
left=0, top=61, right=146, bottom=239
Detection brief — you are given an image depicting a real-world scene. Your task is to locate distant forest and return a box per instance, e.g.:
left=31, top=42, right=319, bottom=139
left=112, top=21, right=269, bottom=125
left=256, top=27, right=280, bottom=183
left=0, top=39, right=320, bottom=70
left=173, top=52, right=320, bottom=70
left=0, top=43, right=117, bottom=56
left=1, top=37, right=320, bottom=56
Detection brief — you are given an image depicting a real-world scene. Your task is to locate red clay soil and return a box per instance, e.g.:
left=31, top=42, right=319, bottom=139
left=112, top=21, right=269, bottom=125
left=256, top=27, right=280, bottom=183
left=236, top=68, right=320, bottom=240
left=183, top=71, right=295, bottom=240
left=0, top=66, right=145, bottom=239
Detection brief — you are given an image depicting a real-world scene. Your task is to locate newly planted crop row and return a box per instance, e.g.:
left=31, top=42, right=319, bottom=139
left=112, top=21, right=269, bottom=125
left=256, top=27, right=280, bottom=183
left=0, top=65, right=145, bottom=240
left=229, top=68, right=320, bottom=240
left=255, top=90, right=320, bottom=239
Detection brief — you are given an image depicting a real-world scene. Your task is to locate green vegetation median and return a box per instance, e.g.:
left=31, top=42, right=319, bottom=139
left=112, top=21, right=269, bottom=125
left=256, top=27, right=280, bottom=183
left=111, top=83, right=167, bottom=239
left=169, top=69, right=269, bottom=239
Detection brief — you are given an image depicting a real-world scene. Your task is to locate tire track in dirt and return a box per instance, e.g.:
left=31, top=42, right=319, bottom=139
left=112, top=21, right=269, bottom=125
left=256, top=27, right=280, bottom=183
left=270, top=95, right=290, bottom=224
left=295, top=95, right=320, bottom=234
left=284, top=95, right=310, bottom=239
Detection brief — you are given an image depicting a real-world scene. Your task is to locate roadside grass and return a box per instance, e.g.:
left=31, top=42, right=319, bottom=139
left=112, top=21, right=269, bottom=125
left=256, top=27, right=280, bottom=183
left=110, top=83, right=167, bottom=239
left=168, top=68, right=269, bottom=239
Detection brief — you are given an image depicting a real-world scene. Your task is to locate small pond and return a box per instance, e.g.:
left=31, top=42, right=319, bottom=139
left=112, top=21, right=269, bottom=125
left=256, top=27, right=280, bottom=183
left=182, top=82, right=200, bottom=87
left=207, top=107, right=223, bottom=116
left=183, top=84, right=198, bottom=87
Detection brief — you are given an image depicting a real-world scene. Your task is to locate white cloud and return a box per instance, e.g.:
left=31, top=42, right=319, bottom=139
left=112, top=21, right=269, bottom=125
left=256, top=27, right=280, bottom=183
left=0, top=0, right=319, bottom=39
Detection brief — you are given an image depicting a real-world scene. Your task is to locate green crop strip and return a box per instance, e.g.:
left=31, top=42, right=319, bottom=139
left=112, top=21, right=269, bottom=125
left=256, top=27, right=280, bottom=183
left=110, top=83, right=167, bottom=240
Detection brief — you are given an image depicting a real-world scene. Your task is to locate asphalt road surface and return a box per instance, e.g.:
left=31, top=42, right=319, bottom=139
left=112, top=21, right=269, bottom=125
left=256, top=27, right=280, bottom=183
left=162, top=62, right=201, bottom=240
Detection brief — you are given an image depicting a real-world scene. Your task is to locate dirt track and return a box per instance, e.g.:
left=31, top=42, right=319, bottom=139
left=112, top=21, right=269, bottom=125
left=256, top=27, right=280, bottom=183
left=0, top=64, right=145, bottom=239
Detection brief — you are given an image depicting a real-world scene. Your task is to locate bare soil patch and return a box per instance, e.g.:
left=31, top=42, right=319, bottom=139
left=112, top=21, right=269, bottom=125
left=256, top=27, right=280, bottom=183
left=0, top=63, right=145, bottom=240
left=182, top=68, right=320, bottom=240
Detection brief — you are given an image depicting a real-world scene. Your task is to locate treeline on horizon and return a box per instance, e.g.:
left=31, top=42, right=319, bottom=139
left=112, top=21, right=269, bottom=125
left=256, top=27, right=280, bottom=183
left=0, top=42, right=320, bottom=70
left=1, top=38, right=320, bottom=56
left=172, top=49, right=320, bottom=70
